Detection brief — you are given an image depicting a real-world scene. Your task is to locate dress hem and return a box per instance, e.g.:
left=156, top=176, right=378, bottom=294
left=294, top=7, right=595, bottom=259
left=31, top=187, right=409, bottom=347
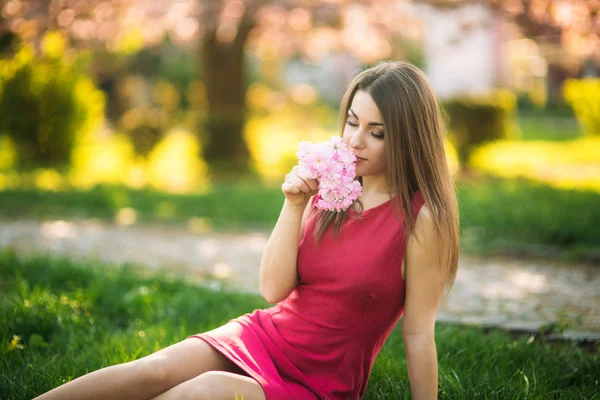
left=186, top=333, right=288, bottom=400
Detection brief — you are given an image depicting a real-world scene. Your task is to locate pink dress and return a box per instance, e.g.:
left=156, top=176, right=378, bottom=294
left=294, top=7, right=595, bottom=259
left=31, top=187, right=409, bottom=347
left=188, top=190, right=425, bottom=399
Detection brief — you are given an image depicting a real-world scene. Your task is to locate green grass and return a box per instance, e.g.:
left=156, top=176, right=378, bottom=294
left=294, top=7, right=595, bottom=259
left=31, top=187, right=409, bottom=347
left=1, top=177, right=599, bottom=263
left=517, top=114, right=582, bottom=142
left=1, top=250, right=599, bottom=399
left=456, top=177, right=600, bottom=263
left=0, top=182, right=284, bottom=232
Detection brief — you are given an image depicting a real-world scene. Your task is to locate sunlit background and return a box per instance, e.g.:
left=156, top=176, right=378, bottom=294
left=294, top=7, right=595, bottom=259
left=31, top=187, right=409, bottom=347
left=2, top=4, right=600, bottom=396
left=0, top=0, right=598, bottom=236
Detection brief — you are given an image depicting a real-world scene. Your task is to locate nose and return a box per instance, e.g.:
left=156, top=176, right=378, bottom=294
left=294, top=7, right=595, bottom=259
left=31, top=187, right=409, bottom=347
left=347, top=131, right=365, bottom=151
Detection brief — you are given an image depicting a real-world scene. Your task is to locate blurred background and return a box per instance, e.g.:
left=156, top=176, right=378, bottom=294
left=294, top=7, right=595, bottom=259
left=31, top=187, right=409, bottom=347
left=0, top=0, right=598, bottom=260
left=1, top=4, right=600, bottom=395
left=0, top=0, right=600, bottom=399
left=2, top=4, right=600, bottom=397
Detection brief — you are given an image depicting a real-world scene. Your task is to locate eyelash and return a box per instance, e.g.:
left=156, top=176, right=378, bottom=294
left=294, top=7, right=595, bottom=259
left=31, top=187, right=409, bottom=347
left=346, top=120, right=384, bottom=139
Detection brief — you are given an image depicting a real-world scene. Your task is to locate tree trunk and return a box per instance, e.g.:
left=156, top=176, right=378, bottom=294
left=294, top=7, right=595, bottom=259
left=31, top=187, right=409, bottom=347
left=200, top=21, right=254, bottom=179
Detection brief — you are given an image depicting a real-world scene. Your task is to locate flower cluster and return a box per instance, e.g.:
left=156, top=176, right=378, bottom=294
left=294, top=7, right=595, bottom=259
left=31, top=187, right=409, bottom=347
left=296, top=136, right=362, bottom=212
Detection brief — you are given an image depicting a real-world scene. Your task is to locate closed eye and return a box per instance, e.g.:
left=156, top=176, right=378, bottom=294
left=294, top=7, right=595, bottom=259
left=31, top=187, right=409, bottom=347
left=346, top=120, right=384, bottom=139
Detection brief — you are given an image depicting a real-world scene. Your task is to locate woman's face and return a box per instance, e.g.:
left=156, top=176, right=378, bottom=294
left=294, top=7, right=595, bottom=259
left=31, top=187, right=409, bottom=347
left=342, top=90, right=386, bottom=177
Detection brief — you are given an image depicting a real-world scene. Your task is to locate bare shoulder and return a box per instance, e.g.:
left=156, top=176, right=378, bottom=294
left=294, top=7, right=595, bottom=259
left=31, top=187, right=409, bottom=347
left=419, top=203, right=433, bottom=219
left=402, top=201, right=448, bottom=337
left=417, top=203, right=434, bottom=221
left=411, top=203, right=436, bottom=241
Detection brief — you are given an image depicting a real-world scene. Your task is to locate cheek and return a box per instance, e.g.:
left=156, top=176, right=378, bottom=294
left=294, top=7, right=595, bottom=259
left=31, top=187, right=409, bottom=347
left=375, top=146, right=386, bottom=164
left=341, top=128, right=352, bottom=143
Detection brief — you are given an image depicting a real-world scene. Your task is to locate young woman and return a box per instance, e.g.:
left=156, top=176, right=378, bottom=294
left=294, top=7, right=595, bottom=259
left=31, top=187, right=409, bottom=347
left=35, top=60, right=459, bottom=400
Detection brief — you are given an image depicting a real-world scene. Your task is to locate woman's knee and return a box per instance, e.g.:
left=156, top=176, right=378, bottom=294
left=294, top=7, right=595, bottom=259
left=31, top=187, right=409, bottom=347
left=183, top=371, right=235, bottom=400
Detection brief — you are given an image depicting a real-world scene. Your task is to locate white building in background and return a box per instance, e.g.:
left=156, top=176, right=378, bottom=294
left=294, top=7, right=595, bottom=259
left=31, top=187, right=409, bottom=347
left=411, top=2, right=508, bottom=99
left=411, top=2, right=547, bottom=99
left=284, top=2, right=532, bottom=102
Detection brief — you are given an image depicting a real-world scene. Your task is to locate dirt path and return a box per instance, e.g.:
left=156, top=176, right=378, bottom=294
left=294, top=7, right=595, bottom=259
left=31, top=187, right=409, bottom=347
left=2, top=218, right=599, bottom=335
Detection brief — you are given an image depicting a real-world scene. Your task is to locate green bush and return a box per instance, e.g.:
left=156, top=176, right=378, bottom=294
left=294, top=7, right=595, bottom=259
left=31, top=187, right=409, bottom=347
left=563, top=78, right=600, bottom=136
left=516, top=91, right=575, bottom=118
left=442, top=89, right=518, bottom=165
left=0, top=31, right=105, bottom=168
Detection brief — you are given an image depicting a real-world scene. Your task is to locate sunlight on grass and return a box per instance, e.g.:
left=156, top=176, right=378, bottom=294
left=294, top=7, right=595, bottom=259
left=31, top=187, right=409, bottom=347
left=68, top=128, right=210, bottom=193
left=470, top=136, right=600, bottom=192
left=0, top=136, right=22, bottom=190
left=155, top=200, right=177, bottom=219
left=563, top=78, right=600, bottom=136
left=70, top=133, right=138, bottom=188
left=34, top=169, right=63, bottom=191
left=146, top=129, right=210, bottom=193
left=444, top=138, right=459, bottom=177
left=0, top=168, right=66, bottom=191
left=0, top=135, right=17, bottom=170
left=187, top=217, right=213, bottom=234
left=0, top=170, right=18, bottom=189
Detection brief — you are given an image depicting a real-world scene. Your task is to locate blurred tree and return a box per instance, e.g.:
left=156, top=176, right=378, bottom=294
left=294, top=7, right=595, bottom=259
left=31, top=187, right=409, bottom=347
left=1, top=0, right=597, bottom=175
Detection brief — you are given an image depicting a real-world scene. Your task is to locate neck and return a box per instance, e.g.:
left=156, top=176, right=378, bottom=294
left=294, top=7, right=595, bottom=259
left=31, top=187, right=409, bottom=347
left=359, top=174, right=389, bottom=198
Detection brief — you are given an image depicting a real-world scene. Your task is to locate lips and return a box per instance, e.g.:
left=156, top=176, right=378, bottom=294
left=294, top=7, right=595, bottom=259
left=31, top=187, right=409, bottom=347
left=354, top=156, right=366, bottom=160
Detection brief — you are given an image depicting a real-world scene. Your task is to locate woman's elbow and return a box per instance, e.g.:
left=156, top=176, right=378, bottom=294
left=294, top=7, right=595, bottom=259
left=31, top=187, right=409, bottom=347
left=260, top=288, right=282, bottom=304
left=260, top=282, right=294, bottom=304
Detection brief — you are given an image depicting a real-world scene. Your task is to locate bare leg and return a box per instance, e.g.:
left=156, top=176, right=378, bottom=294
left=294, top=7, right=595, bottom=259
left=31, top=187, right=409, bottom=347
left=151, top=371, right=266, bottom=400
left=33, top=337, right=246, bottom=400
left=33, top=361, right=157, bottom=400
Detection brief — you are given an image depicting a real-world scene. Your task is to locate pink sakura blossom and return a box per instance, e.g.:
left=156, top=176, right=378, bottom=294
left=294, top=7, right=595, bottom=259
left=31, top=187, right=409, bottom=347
left=296, top=136, right=362, bottom=212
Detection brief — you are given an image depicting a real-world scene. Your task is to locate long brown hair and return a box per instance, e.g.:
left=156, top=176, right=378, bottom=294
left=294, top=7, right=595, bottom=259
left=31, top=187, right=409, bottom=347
left=310, top=60, right=459, bottom=294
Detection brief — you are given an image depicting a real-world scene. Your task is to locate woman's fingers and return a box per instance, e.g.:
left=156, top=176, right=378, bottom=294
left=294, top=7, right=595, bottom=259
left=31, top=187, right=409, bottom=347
left=282, top=181, right=300, bottom=194
left=291, top=166, right=318, bottom=192
left=287, top=175, right=310, bottom=193
left=282, top=166, right=318, bottom=208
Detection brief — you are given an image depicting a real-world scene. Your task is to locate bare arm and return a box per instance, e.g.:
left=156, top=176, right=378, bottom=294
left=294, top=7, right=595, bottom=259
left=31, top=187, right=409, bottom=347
left=402, top=204, right=450, bottom=400
left=259, top=196, right=314, bottom=304
left=259, top=163, right=318, bottom=304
